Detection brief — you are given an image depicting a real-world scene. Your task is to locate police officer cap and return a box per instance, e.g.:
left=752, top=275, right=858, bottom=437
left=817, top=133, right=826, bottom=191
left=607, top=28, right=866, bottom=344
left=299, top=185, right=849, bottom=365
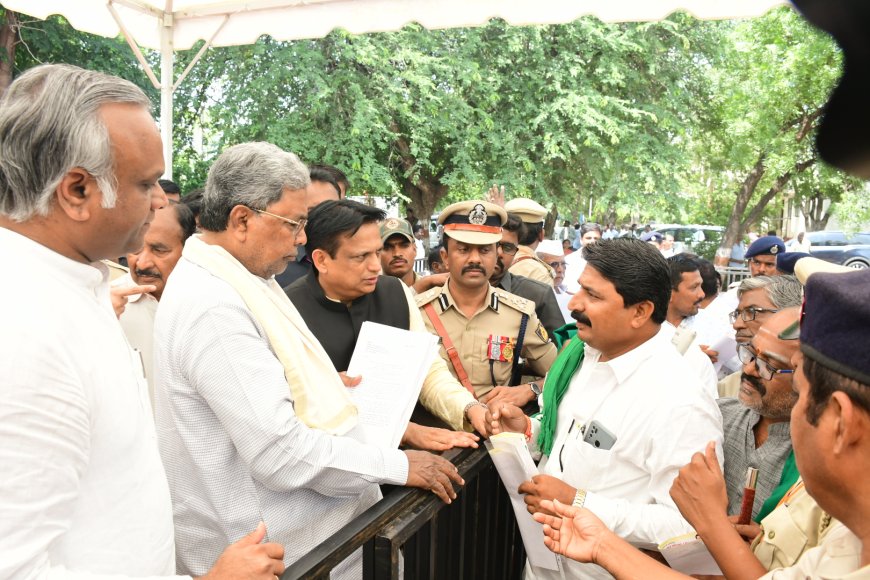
left=745, top=235, right=786, bottom=258
left=782, top=267, right=870, bottom=385
left=379, top=217, right=415, bottom=244
left=776, top=252, right=811, bottom=274
left=437, top=200, right=507, bottom=245
left=504, top=198, right=547, bottom=224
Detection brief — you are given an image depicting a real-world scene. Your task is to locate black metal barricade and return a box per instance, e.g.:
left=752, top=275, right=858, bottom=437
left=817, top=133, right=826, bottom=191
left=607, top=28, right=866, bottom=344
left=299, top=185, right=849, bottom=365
left=281, top=444, right=526, bottom=580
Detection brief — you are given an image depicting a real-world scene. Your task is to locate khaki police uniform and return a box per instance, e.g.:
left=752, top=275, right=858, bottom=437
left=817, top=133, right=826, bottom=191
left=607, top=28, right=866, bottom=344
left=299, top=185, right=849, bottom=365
left=416, top=281, right=557, bottom=398
left=752, top=479, right=837, bottom=571
left=509, top=245, right=555, bottom=285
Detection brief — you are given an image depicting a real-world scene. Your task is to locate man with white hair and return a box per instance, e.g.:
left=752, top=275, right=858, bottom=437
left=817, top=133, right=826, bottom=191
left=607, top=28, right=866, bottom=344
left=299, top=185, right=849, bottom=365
left=154, top=142, right=463, bottom=578
left=0, top=64, right=283, bottom=579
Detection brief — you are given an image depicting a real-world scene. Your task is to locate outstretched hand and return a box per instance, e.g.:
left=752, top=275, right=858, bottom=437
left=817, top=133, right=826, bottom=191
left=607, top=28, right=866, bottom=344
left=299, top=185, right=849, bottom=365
left=533, top=499, right=609, bottom=564
left=402, top=422, right=479, bottom=451
left=489, top=403, right=529, bottom=435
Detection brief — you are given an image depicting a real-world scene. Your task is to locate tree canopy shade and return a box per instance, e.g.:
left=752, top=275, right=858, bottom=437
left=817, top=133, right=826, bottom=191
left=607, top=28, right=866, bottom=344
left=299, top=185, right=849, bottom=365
left=2, top=6, right=865, bottom=247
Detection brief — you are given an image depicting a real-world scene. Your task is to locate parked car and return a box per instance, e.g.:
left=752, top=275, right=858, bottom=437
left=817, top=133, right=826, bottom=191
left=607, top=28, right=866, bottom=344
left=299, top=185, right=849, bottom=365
left=652, top=224, right=725, bottom=260
left=806, top=231, right=870, bottom=269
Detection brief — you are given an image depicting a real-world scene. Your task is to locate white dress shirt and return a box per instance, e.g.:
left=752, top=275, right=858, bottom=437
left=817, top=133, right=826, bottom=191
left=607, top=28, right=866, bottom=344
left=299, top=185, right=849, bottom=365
left=154, top=257, right=409, bottom=578
left=661, top=321, right=719, bottom=400
left=527, top=327, right=723, bottom=580
left=112, top=273, right=160, bottom=407
left=0, top=228, right=181, bottom=579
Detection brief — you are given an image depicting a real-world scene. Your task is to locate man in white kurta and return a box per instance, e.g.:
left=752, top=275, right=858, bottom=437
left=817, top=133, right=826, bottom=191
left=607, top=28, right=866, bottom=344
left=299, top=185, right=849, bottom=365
left=491, top=238, right=723, bottom=580
left=154, top=142, right=462, bottom=579
left=0, top=64, right=285, bottom=580
left=526, top=329, right=723, bottom=579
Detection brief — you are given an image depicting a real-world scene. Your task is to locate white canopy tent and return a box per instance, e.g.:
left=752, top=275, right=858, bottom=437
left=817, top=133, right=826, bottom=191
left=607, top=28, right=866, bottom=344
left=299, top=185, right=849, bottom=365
left=4, top=0, right=789, bottom=177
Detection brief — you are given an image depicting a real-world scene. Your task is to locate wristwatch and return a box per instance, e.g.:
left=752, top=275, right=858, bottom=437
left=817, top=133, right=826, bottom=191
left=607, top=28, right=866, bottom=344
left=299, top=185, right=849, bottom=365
left=572, top=488, right=588, bottom=509
left=529, top=382, right=542, bottom=397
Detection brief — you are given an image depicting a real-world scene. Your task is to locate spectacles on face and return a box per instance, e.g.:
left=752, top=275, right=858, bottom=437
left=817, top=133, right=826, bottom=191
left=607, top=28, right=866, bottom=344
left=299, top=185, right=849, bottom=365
left=497, top=242, right=519, bottom=255
left=547, top=261, right=567, bottom=269
left=737, top=344, right=794, bottom=381
left=729, top=306, right=780, bottom=324
left=252, top=208, right=307, bottom=238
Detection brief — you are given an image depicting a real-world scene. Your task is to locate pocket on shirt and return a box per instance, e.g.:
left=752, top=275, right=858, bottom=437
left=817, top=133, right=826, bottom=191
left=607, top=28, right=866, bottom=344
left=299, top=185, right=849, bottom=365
left=560, top=440, right=615, bottom=492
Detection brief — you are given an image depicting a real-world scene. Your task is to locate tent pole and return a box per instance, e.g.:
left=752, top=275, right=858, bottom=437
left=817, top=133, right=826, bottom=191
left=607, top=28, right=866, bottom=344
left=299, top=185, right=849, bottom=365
left=173, top=14, right=229, bottom=91
left=160, top=11, right=174, bottom=179
left=107, top=2, right=160, bottom=90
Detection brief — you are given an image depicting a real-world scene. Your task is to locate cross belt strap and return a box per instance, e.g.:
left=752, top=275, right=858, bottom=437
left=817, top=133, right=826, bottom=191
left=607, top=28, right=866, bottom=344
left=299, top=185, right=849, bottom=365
left=423, top=302, right=476, bottom=398
left=509, top=313, right=529, bottom=386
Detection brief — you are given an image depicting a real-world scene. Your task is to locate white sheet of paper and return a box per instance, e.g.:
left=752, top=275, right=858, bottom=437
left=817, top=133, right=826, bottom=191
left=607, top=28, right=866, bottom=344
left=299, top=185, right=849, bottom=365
left=659, top=533, right=723, bottom=575
left=711, top=334, right=738, bottom=373
left=345, top=321, right=439, bottom=448
left=486, top=433, right=559, bottom=571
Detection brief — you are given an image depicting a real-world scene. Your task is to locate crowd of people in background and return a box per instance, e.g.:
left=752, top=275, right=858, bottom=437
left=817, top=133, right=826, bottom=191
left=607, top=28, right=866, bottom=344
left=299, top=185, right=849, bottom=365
left=2, top=1, right=870, bottom=577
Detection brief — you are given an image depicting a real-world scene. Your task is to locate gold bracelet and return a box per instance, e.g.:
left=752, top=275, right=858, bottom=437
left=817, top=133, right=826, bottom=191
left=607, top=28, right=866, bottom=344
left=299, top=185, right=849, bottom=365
left=572, top=488, right=587, bottom=509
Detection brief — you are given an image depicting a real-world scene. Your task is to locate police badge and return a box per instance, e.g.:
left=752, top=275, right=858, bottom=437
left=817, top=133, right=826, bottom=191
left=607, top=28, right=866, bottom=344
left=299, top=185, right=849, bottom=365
left=384, top=217, right=400, bottom=230
left=468, top=203, right=487, bottom=225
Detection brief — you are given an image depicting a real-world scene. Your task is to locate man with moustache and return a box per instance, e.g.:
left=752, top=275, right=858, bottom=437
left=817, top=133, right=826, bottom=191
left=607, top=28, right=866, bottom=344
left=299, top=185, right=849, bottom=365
left=745, top=236, right=786, bottom=278
left=719, top=275, right=803, bottom=397
left=0, top=64, right=283, bottom=580
left=719, top=308, right=801, bottom=520
left=111, top=201, right=196, bottom=403
left=416, top=201, right=557, bottom=403
left=491, top=212, right=566, bottom=337
left=154, top=143, right=463, bottom=579
left=379, top=217, right=420, bottom=287
left=285, top=199, right=490, bottom=450
left=490, top=238, right=723, bottom=580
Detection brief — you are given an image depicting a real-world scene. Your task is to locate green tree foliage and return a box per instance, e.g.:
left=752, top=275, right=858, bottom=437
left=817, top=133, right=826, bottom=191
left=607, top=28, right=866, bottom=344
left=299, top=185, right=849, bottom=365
left=677, top=8, right=863, bottom=261
left=171, top=17, right=716, bottom=220
left=1, top=10, right=157, bottom=101
left=4, top=7, right=863, bottom=235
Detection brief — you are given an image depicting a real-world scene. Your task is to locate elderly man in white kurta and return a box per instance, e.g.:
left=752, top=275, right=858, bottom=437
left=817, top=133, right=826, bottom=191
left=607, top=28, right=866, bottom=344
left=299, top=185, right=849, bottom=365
left=154, top=142, right=463, bottom=578
left=0, top=64, right=283, bottom=580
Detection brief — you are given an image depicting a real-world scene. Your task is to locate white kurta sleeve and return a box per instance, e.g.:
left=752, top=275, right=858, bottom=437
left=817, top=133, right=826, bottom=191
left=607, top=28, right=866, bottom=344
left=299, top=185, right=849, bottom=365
left=179, top=303, right=409, bottom=496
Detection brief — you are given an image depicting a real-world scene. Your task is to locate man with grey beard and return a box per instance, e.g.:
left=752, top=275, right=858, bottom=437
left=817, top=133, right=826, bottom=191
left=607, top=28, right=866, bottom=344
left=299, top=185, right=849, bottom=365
left=719, top=308, right=801, bottom=521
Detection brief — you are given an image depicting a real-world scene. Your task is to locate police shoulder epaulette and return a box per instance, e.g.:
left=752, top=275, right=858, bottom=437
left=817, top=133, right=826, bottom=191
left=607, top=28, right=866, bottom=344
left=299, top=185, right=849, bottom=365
left=494, top=288, right=535, bottom=315
left=414, top=286, right=442, bottom=308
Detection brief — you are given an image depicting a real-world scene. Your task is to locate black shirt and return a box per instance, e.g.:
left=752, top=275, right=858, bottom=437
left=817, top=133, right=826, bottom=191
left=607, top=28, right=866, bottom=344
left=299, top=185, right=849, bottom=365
left=285, top=272, right=410, bottom=371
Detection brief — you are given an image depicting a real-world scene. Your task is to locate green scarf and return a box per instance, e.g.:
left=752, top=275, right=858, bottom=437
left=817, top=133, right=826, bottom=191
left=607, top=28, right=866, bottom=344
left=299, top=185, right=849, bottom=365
left=755, top=449, right=799, bottom=523
left=536, top=337, right=585, bottom=456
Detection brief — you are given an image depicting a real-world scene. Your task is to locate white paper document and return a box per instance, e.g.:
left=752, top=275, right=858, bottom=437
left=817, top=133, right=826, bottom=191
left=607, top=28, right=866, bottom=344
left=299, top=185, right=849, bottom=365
left=710, top=334, right=738, bottom=373
left=659, top=533, right=723, bottom=575
left=486, top=433, right=560, bottom=571
left=345, top=321, right=439, bottom=448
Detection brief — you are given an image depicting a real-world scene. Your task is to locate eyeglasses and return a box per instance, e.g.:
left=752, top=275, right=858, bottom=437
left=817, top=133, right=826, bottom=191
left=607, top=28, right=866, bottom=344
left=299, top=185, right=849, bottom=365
left=729, top=306, right=780, bottom=324
left=547, top=261, right=567, bottom=269
left=737, top=344, right=794, bottom=381
left=252, top=208, right=307, bottom=238
left=496, top=242, right=519, bottom=255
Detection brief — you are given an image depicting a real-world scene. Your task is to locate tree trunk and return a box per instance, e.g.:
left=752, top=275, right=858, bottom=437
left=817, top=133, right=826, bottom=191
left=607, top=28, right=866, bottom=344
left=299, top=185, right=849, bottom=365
left=390, top=119, right=448, bottom=241
left=0, top=10, right=19, bottom=99
left=715, top=154, right=766, bottom=266
left=801, top=191, right=832, bottom=231
left=714, top=107, right=823, bottom=266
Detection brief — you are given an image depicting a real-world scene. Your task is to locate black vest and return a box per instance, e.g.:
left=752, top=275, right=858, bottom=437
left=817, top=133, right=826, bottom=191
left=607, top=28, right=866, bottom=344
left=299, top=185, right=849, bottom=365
left=285, top=273, right=410, bottom=371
